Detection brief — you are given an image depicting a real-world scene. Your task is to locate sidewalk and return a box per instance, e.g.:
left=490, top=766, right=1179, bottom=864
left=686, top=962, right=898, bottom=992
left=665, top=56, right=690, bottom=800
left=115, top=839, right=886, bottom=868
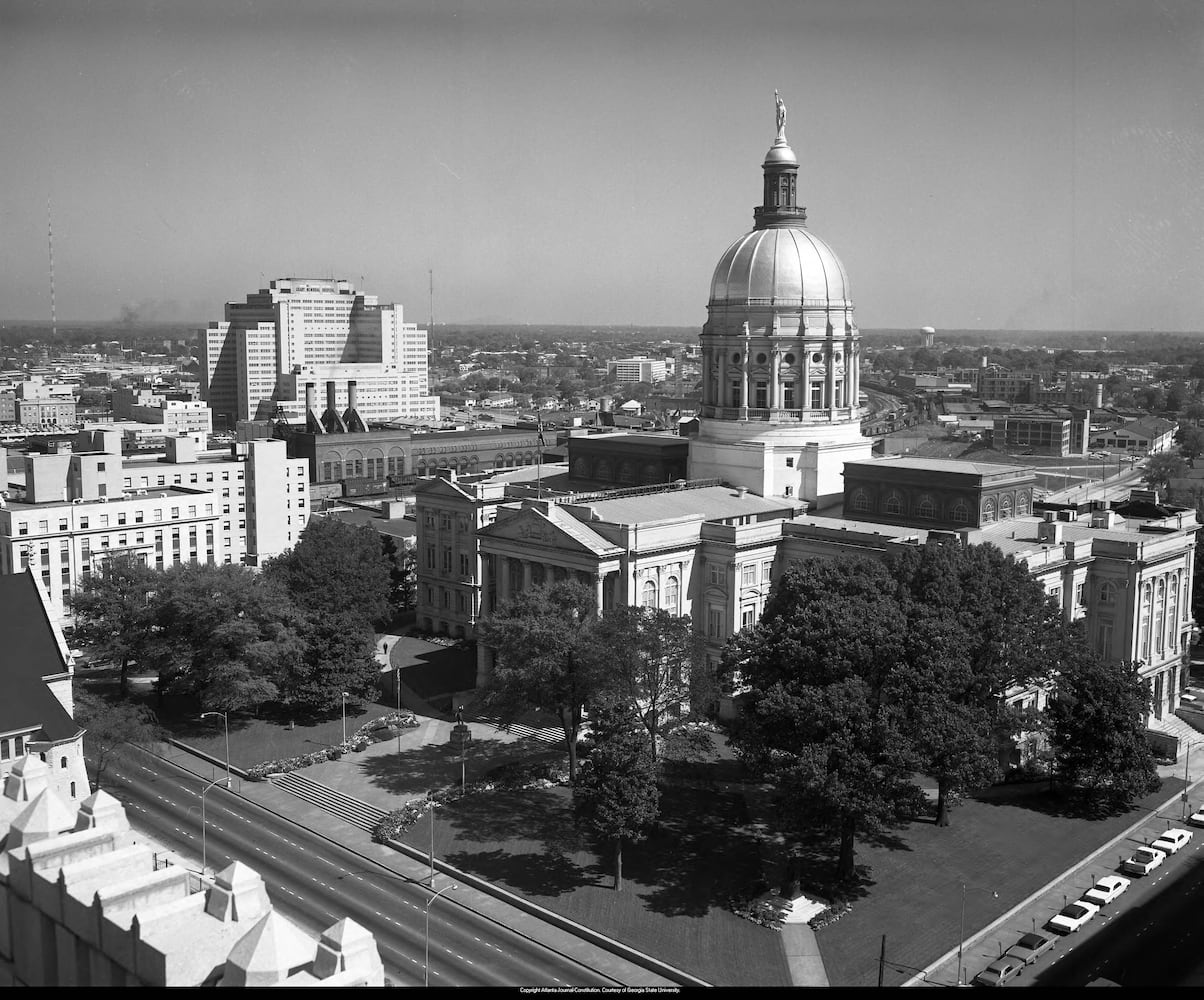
left=905, top=745, right=1204, bottom=987
left=148, top=716, right=687, bottom=988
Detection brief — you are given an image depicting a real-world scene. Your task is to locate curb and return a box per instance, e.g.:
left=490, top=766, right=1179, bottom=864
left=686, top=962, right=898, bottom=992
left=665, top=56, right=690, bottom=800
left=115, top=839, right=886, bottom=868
left=164, top=738, right=709, bottom=988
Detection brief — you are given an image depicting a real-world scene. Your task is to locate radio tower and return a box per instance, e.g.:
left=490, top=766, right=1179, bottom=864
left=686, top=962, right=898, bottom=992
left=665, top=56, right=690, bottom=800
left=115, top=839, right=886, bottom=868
left=47, top=198, right=57, bottom=338
left=428, top=268, right=434, bottom=332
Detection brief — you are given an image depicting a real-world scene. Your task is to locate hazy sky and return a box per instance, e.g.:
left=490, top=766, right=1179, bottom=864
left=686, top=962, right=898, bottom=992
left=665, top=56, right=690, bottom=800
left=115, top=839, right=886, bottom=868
left=3, top=0, right=1202, bottom=332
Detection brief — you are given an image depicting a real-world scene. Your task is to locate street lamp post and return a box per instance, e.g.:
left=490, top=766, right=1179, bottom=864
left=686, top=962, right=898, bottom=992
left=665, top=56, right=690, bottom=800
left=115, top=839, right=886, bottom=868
left=957, top=881, right=999, bottom=986
left=200, top=710, right=230, bottom=788
left=1182, top=740, right=1199, bottom=820
left=424, top=882, right=457, bottom=987
left=341, top=691, right=349, bottom=745
left=396, top=666, right=402, bottom=755
left=200, top=777, right=225, bottom=878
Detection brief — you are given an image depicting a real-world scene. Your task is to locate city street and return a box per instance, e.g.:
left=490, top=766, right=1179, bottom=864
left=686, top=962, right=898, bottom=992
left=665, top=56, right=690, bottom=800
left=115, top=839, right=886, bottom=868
left=104, top=750, right=670, bottom=989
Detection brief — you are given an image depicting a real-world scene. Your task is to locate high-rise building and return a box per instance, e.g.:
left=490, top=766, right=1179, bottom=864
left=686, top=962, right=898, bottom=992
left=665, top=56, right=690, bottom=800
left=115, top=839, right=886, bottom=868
left=199, top=278, right=438, bottom=430
left=689, top=104, right=871, bottom=505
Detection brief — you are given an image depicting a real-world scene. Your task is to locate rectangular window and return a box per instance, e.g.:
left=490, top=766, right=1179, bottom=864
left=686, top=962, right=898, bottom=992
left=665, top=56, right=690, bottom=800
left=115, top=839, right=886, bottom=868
left=459, top=553, right=470, bottom=576
left=171, top=507, right=180, bottom=518
left=742, top=607, right=757, bottom=630
left=135, top=510, right=144, bottom=523
left=707, top=607, right=723, bottom=639
left=188, top=506, right=197, bottom=518
left=709, top=563, right=724, bottom=586
left=741, top=563, right=756, bottom=586
left=99, top=515, right=109, bottom=528
left=79, top=517, right=88, bottom=529
left=153, top=509, right=162, bottom=521
left=442, top=548, right=452, bottom=572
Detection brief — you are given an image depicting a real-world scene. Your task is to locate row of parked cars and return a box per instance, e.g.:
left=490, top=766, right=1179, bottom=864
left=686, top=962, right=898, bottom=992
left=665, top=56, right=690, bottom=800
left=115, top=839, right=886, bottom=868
left=972, top=818, right=1202, bottom=986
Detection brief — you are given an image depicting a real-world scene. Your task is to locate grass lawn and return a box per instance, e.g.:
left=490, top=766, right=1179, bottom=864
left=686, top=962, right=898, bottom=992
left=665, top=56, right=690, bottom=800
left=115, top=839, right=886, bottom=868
left=85, top=666, right=1186, bottom=988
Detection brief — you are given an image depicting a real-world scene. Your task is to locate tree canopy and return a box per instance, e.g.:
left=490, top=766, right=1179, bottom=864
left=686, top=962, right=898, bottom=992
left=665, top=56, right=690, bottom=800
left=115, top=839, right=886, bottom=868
left=478, top=580, right=609, bottom=781
left=573, top=706, right=660, bottom=892
left=68, top=553, right=158, bottom=695
left=262, top=516, right=393, bottom=628
left=884, top=540, right=1065, bottom=825
left=1046, top=648, right=1160, bottom=810
left=726, top=557, right=925, bottom=882
left=1143, top=452, right=1188, bottom=491
left=592, top=605, right=706, bottom=762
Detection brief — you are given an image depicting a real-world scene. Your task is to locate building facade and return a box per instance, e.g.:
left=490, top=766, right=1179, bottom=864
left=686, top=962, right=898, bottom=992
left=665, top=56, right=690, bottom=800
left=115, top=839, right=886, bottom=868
left=607, top=357, right=667, bottom=383
left=0, top=433, right=308, bottom=620
left=199, top=278, right=438, bottom=429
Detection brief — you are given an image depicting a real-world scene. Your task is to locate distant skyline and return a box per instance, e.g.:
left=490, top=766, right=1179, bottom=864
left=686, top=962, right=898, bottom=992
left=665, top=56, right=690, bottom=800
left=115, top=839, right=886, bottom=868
left=2, top=0, right=1202, bottom=333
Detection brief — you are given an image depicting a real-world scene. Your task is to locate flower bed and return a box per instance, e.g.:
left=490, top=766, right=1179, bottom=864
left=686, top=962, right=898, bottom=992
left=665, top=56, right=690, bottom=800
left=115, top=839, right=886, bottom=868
left=246, top=710, right=419, bottom=780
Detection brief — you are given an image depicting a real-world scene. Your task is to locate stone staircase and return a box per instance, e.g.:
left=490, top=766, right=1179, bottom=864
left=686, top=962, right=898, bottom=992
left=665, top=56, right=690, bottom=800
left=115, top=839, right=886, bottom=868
left=270, top=771, right=388, bottom=832
left=1149, top=711, right=1204, bottom=754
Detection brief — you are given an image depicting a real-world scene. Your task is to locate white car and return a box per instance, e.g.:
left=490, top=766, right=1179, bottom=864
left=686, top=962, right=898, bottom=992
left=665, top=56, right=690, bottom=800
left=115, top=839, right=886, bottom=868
left=1046, top=900, right=1100, bottom=934
left=1121, top=846, right=1166, bottom=876
left=1188, top=809, right=1204, bottom=829
left=1151, top=828, right=1193, bottom=855
left=1082, top=874, right=1130, bottom=907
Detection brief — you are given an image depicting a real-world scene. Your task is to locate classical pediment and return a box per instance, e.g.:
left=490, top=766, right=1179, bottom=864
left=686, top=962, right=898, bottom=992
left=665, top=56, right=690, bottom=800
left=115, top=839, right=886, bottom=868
left=480, top=507, right=619, bottom=557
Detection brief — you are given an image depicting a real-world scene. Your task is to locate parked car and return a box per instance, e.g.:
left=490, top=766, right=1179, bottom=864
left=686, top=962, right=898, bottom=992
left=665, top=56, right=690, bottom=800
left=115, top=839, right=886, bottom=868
left=1046, top=900, right=1100, bottom=934
left=1187, top=808, right=1204, bottom=829
left=1006, top=931, right=1056, bottom=966
left=1121, top=846, right=1166, bottom=876
left=1082, top=874, right=1130, bottom=907
left=1151, top=828, right=1193, bottom=855
left=972, top=955, right=1026, bottom=987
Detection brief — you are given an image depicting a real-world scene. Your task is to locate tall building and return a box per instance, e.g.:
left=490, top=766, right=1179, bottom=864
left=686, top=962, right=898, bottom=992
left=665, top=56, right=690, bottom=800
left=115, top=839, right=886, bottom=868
left=199, top=278, right=438, bottom=430
left=690, top=101, right=870, bottom=505
left=607, top=357, right=667, bottom=384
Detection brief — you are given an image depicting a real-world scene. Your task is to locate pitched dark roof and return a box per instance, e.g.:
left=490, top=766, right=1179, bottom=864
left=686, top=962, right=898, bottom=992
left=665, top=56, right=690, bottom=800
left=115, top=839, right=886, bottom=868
left=0, top=572, right=81, bottom=742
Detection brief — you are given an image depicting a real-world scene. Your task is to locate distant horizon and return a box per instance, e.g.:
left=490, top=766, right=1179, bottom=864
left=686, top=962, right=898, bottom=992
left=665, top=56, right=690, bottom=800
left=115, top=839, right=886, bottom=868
left=3, top=2, right=1202, bottom=332
left=1, top=318, right=1200, bottom=340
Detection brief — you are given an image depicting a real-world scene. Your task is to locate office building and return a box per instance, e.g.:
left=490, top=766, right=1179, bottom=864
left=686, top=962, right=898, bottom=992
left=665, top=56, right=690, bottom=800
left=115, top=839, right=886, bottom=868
left=199, top=278, right=438, bottom=430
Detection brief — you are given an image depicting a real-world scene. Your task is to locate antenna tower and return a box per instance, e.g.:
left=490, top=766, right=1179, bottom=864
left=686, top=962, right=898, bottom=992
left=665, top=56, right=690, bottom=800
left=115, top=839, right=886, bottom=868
left=47, top=198, right=57, bottom=338
left=428, top=268, right=434, bottom=332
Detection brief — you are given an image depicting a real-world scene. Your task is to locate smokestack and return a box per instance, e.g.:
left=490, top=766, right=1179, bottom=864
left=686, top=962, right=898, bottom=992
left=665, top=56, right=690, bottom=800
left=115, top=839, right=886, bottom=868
left=348, top=380, right=358, bottom=410
left=342, top=380, right=367, bottom=433
left=327, top=381, right=337, bottom=413
left=305, top=382, right=316, bottom=411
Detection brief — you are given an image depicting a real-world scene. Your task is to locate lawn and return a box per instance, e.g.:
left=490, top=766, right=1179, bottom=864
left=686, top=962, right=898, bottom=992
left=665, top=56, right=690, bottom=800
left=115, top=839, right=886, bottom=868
left=86, top=664, right=1187, bottom=989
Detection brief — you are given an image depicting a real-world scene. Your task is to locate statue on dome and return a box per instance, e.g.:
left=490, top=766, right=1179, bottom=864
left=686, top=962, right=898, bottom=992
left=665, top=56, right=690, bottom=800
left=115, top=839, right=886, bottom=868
left=775, top=90, right=787, bottom=139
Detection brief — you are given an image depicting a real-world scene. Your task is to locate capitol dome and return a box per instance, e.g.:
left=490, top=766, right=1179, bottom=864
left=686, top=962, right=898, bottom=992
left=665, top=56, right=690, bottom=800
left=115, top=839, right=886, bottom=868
left=709, top=226, right=851, bottom=308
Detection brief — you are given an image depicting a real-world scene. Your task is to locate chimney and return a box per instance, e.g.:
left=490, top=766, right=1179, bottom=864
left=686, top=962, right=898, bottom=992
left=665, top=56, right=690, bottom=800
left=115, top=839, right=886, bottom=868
left=348, top=380, right=358, bottom=410
left=342, top=380, right=367, bottom=433
left=305, top=382, right=316, bottom=412
left=326, top=380, right=337, bottom=413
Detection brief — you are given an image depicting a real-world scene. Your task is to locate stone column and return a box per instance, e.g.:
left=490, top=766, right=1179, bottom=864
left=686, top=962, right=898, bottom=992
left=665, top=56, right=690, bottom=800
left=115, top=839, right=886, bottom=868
left=771, top=350, right=781, bottom=410
left=522, top=560, right=533, bottom=591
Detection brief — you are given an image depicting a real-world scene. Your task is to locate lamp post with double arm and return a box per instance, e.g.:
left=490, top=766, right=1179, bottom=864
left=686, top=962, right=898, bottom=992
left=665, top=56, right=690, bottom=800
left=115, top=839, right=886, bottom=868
left=957, top=880, right=999, bottom=986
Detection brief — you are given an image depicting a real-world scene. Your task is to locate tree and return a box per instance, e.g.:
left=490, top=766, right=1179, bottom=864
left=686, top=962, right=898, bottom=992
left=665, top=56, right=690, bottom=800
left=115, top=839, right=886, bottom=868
left=1142, top=452, right=1188, bottom=491
left=573, top=706, right=660, bottom=892
left=478, top=581, right=609, bottom=782
left=68, top=553, right=158, bottom=695
left=1046, top=650, right=1160, bottom=810
left=279, top=610, right=383, bottom=717
left=593, top=606, right=706, bottom=763
left=262, top=516, right=392, bottom=628
left=144, top=563, right=292, bottom=712
left=1175, top=425, right=1204, bottom=462
left=886, top=540, right=1064, bottom=826
left=726, top=558, right=925, bottom=883
left=75, top=690, right=162, bottom=790
left=381, top=535, right=417, bottom=614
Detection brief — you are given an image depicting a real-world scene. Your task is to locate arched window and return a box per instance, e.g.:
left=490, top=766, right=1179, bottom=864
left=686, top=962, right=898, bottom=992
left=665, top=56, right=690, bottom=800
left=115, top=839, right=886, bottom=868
left=1016, top=493, right=1030, bottom=516
left=884, top=492, right=903, bottom=515
left=1099, top=580, right=1115, bottom=604
left=642, top=580, right=657, bottom=608
left=982, top=499, right=996, bottom=523
left=1156, top=578, right=1167, bottom=654
left=851, top=489, right=870, bottom=513
left=1139, top=582, right=1152, bottom=661
left=951, top=501, right=969, bottom=524
left=916, top=494, right=936, bottom=519
left=1168, top=576, right=1179, bottom=649
left=664, top=575, right=680, bottom=613
left=999, top=496, right=1013, bottom=520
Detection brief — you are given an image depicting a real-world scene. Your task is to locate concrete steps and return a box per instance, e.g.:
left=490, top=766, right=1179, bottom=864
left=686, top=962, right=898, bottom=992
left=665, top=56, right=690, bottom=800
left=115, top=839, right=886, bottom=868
left=270, top=771, right=388, bottom=832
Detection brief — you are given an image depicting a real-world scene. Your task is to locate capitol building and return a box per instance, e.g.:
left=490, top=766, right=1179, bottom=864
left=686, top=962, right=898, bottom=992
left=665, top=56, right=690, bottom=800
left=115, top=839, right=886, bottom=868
left=414, top=101, right=1198, bottom=744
